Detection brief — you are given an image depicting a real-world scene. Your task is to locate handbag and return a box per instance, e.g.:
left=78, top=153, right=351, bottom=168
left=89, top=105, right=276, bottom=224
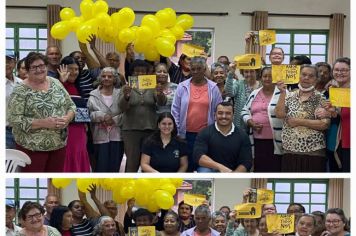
left=71, top=96, right=91, bottom=123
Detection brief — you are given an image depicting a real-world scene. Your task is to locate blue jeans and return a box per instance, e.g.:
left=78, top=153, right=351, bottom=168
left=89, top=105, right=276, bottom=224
left=197, top=167, right=219, bottom=173
left=185, top=132, right=198, bottom=172
left=6, top=127, right=16, bottom=149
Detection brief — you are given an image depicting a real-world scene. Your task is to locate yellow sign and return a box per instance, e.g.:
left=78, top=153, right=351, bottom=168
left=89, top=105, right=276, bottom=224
left=257, top=189, right=274, bottom=204
left=128, top=75, right=157, bottom=90
left=184, top=194, right=206, bottom=206
left=234, top=203, right=262, bottom=218
left=266, top=214, right=295, bottom=234
left=272, top=65, right=300, bottom=84
left=138, top=226, right=156, bottom=236
left=329, top=87, right=350, bottom=108
left=234, top=54, right=261, bottom=69
left=182, top=44, right=205, bottom=58
left=259, top=30, right=276, bottom=46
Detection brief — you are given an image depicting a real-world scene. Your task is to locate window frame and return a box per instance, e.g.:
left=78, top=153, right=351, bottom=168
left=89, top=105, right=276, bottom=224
left=6, top=23, right=48, bottom=59
left=266, top=29, right=329, bottom=64
left=267, top=179, right=329, bottom=213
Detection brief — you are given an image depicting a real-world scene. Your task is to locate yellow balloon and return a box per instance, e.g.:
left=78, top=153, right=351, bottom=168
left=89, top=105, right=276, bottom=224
left=77, top=179, right=98, bottom=193
left=119, top=28, right=136, bottom=43
left=155, top=8, right=176, bottom=28
left=147, top=195, right=160, bottom=212
left=134, top=40, right=147, bottom=53
left=176, top=14, right=194, bottom=30
left=160, top=183, right=176, bottom=196
left=60, top=8, right=76, bottom=21
left=155, top=190, right=174, bottom=210
left=115, top=38, right=129, bottom=53
left=51, top=21, right=71, bottom=40
left=155, top=37, right=175, bottom=57
left=96, top=12, right=111, bottom=26
left=169, top=25, right=184, bottom=40
left=76, top=24, right=93, bottom=43
left=113, top=189, right=126, bottom=204
left=69, top=16, right=84, bottom=32
left=116, top=7, right=135, bottom=29
left=80, top=0, right=94, bottom=20
left=136, top=26, right=153, bottom=42
left=171, top=178, right=184, bottom=188
left=144, top=46, right=160, bottom=62
left=93, top=0, right=108, bottom=14
left=52, top=178, right=72, bottom=189
left=120, top=186, right=136, bottom=199
left=141, top=14, right=161, bottom=37
left=159, top=29, right=177, bottom=44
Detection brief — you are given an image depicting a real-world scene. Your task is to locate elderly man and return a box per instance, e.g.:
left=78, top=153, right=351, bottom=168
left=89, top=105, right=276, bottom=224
left=45, top=45, right=62, bottom=78
left=6, top=199, right=21, bottom=236
left=6, top=51, right=22, bottom=148
left=193, top=101, right=252, bottom=172
left=181, top=205, right=220, bottom=236
left=43, top=194, right=60, bottom=225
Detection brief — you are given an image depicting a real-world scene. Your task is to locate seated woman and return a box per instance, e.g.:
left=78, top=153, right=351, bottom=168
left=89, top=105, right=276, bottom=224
left=17, top=201, right=61, bottom=235
left=275, top=65, right=330, bottom=172
left=141, top=112, right=188, bottom=172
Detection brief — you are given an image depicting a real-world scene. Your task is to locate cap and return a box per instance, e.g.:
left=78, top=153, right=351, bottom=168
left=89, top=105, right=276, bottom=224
left=6, top=50, right=16, bottom=59
left=6, top=199, right=15, bottom=208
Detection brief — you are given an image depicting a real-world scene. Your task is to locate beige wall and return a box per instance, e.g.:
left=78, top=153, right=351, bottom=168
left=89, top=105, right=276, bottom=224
left=6, top=0, right=350, bottom=60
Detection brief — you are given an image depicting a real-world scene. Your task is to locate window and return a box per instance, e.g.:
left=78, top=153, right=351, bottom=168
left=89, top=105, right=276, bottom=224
left=172, top=28, right=214, bottom=65
left=6, top=178, right=48, bottom=209
left=266, top=30, right=328, bottom=64
left=267, top=179, right=328, bottom=213
left=6, top=23, right=48, bottom=59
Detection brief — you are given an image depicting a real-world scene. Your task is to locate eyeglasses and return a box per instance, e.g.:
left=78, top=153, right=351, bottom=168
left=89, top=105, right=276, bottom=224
left=326, top=219, right=342, bottom=225
left=29, top=64, right=46, bottom=71
left=26, top=212, right=42, bottom=221
left=333, top=69, right=350, bottom=74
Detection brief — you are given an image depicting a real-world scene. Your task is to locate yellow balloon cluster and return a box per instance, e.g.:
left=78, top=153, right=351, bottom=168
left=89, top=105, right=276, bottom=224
left=51, top=178, right=183, bottom=211
left=50, top=0, right=194, bottom=60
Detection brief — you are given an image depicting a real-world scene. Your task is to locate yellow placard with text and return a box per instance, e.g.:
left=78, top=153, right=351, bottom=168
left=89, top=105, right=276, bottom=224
left=266, top=214, right=295, bottom=234
left=138, top=75, right=157, bottom=89
left=329, top=87, right=350, bottom=108
left=234, top=203, right=262, bottom=218
left=138, top=226, right=156, bottom=236
left=184, top=194, right=206, bottom=206
left=234, top=54, right=261, bottom=69
left=257, top=189, right=274, bottom=204
left=182, top=44, right=205, bottom=58
left=259, top=30, right=276, bottom=46
left=272, top=65, right=300, bottom=84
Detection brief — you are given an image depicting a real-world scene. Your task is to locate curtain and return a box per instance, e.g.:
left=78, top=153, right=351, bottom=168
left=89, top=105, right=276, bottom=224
left=328, top=13, right=344, bottom=64
left=328, top=179, right=343, bottom=209
left=251, top=179, right=268, bottom=189
left=47, top=4, right=61, bottom=48
left=47, top=179, right=62, bottom=203
left=246, top=11, right=268, bottom=59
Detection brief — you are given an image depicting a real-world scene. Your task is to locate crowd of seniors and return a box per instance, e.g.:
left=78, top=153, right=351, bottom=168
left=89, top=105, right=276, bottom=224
left=6, top=188, right=350, bottom=236
left=6, top=36, right=350, bottom=172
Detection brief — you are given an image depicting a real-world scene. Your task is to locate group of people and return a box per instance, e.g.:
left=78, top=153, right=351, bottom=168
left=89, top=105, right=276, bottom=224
left=6, top=31, right=350, bottom=173
left=6, top=188, right=350, bottom=236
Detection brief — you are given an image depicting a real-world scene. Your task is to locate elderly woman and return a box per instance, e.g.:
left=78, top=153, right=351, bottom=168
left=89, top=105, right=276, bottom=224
left=8, top=52, right=76, bottom=172
left=140, top=112, right=188, bottom=172
left=161, top=210, right=180, bottom=236
left=178, top=201, right=195, bottom=232
left=275, top=65, right=330, bottom=172
left=172, top=56, right=222, bottom=172
left=119, top=59, right=167, bottom=172
left=226, top=211, right=259, bottom=236
left=181, top=205, right=220, bottom=236
left=224, top=62, right=261, bottom=131
left=93, top=216, right=119, bottom=236
left=295, top=214, right=316, bottom=236
left=50, top=206, right=74, bottom=235
left=211, top=62, right=229, bottom=100
left=17, top=201, right=61, bottom=236
left=88, top=67, right=124, bottom=172
left=269, top=47, right=285, bottom=65
left=212, top=211, right=227, bottom=236
left=315, top=62, right=333, bottom=98
left=323, top=208, right=349, bottom=236
left=325, top=57, right=350, bottom=172
left=155, top=63, right=178, bottom=114
left=241, top=67, right=283, bottom=172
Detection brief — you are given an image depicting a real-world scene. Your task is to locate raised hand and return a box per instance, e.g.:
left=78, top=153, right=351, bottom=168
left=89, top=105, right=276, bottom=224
left=88, top=34, right=97, bottom=49
left=57, top=64, right=70, bottom=83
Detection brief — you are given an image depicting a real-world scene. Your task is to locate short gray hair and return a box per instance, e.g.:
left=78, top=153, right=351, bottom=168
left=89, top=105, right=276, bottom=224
left=190, top=56, right=207, bottom=67
left=195, top=204, right=211, bottom=218
left=98, top=67, right=119, bottom=86
left=92, top=216, right=115, bottom=235
left=212, top=211, right=226, bottom=222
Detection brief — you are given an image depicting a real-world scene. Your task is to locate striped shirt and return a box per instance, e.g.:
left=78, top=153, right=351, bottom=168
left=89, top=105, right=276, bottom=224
left=169, top=62, right=191, bottom=84
left=72, top=218, right=95, bottom=236
left=76, top=68, right=101, bottom=99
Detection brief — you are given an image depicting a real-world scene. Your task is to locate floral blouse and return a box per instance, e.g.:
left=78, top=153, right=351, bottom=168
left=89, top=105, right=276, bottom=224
left=8, top=77, right=76, bottom=151
left=281, top=89, right=328, bottom=153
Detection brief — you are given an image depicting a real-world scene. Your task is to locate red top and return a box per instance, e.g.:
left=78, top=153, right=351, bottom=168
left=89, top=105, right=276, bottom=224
left=341, top=107, right=350, bottom=148
left=62, top=81, right=79, bottom=96
left=62, top=230, right=72, bottom=236
left=186, top=83, right=209, bottom=132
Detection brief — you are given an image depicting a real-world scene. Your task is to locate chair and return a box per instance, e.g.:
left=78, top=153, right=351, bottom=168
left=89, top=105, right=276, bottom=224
left=6, top=149, right=32, bottom=173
